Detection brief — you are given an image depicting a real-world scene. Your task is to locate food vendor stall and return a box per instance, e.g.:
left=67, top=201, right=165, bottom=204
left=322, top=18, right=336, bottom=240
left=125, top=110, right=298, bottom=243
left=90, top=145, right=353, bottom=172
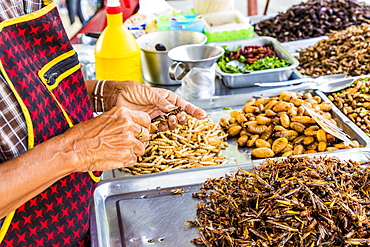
left=89, top=0, right=370, bottom=246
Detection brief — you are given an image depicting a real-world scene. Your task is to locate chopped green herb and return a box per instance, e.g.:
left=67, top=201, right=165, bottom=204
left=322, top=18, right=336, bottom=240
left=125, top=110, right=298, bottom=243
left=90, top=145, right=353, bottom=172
left=366, top=133, right=370, bottom=136
left=244, top=57, right=291, bottom=71
left=217, top=46, right=291, bottom=74
left=222, top=107, right=232, bottom=110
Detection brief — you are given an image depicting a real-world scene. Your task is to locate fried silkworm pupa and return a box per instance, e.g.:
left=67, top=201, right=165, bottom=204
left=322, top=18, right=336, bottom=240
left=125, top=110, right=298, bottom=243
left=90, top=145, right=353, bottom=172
left=251, top=147, right=275, bottom=158
left=237, top=135, right=249, bottom=147
left=255, top=139, right=271, bottom=148
left=245, top=124, right=267, bottom=134
left=227, top=125, right=242, bottom=137
left=272, top=137, right=288, bottom=154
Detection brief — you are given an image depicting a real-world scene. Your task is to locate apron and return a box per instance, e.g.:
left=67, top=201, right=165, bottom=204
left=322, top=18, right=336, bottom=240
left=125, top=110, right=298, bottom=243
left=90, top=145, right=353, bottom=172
left=0, top=1, right=101, bottom=246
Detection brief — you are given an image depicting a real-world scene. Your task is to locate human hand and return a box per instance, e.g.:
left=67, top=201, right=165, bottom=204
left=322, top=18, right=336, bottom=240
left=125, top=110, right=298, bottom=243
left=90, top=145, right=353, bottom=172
left=102, top=80, right=208, bottom=131
left=60, top=106, right=150, bottom=171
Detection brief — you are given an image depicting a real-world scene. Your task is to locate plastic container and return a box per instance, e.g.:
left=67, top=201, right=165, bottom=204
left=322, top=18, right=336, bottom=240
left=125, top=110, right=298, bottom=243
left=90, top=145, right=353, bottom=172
left=193, top=0, right=234, bottom=14
left=95, top=0, right=142, bottom=82
left=156, top=13, right=173, bottom=31
left=203, top=10, right=254, bottom=43
left=170, top=14, right=204, bottom=33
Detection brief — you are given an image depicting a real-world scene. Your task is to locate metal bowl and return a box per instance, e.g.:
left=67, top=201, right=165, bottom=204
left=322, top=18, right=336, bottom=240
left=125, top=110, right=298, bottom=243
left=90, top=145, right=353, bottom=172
left=136, top=30, right=207, bottom=85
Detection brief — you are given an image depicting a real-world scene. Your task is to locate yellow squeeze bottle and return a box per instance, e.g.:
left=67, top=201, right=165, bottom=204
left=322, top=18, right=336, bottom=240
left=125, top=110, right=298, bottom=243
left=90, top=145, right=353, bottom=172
left=94, top=0, right=142, bottom=82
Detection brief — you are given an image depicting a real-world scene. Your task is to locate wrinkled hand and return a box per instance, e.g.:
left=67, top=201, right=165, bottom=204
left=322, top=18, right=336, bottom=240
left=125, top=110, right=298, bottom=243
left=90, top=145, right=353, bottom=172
left=60, top=106, right=150, bottom=172
left=99, top=80, right=207, bottom=130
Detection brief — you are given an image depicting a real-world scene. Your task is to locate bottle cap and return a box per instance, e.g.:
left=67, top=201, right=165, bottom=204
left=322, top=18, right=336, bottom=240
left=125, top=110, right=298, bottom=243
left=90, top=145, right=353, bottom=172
left=107, top=0, right=122, bottom=14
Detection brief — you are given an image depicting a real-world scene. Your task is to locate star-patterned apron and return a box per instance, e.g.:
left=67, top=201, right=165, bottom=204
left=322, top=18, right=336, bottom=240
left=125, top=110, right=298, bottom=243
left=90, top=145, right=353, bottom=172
left=0, top=1, right=101, bottom=246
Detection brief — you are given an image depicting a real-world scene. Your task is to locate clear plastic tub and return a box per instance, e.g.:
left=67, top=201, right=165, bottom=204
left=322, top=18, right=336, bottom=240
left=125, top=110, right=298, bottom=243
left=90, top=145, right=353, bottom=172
left=170, top=14, right=204, bottom=33
left=156, top=13, right=172, bottom=31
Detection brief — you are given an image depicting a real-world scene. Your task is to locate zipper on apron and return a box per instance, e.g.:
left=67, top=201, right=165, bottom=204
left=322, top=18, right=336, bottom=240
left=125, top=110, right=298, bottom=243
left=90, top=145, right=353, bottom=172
left=44, top=53, right=79, bottom=85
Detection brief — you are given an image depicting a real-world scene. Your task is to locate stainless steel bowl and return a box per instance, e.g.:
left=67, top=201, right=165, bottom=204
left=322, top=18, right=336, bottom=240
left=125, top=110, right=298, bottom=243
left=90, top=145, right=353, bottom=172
left=136, top=30, right=207, bottom=85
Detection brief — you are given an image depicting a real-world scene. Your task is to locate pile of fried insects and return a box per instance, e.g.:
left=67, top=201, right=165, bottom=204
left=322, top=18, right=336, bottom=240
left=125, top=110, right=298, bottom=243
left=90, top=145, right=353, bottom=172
left=188, top=156, right=370, bottom=246
left=121, top=108, right=228, bottom=175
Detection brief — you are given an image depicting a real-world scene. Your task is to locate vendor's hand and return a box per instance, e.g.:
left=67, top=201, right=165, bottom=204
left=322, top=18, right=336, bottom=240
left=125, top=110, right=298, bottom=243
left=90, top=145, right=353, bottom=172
left=60, top=106, right=150, bottom=171
left=101, top=80, right=208, bottom=130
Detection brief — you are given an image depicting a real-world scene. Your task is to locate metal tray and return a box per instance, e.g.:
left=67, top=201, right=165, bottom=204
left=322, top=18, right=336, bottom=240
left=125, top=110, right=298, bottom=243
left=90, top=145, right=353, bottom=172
left=91, top=148, right=370, bottom=247
left=314, top=78, right=370, bottom=140
left=201, top=89, right=370, bottom=153
left=111, top=88, right=370, bottom=180
left=214, top=36, right=299, bottom=88
left=281, top=36, right=328, bottom=57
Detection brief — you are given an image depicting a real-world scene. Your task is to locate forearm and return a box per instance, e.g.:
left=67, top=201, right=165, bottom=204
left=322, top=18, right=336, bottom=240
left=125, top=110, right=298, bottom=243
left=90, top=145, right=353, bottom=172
left=0, top=134, right=76, bottom=218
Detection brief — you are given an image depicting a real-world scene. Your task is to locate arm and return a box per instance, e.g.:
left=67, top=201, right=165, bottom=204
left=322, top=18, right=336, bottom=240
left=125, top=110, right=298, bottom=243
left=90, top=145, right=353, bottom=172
left=0, top=106, right=150, bottom=218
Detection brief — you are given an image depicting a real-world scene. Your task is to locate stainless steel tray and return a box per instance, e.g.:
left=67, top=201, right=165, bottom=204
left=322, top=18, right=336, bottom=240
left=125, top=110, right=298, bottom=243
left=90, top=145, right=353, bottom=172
left=281, top=36, right=328, bottom=57
left=214, top=36, right=299, bottom=88
left=315, top=82, right=370, bottom=140
left=112, top=88, right=370, bottom=180
left=91, top=148, right=370, bottom=247
left=200, top=89, right=370, bottom=152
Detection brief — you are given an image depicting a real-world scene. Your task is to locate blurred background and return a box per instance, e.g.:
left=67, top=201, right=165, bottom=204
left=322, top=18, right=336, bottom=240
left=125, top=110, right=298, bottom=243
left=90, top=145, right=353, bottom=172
left=57, top=0, right=309, bottom=38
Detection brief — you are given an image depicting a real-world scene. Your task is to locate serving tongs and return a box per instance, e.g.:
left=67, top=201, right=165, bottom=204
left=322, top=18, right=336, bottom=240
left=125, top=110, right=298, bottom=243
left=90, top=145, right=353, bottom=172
left=301, top=104, right=352, bottom=146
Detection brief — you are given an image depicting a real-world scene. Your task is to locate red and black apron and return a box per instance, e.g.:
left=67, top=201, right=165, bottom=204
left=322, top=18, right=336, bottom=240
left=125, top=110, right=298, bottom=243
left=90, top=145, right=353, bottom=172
left=0, top=1, right=101, bottom=246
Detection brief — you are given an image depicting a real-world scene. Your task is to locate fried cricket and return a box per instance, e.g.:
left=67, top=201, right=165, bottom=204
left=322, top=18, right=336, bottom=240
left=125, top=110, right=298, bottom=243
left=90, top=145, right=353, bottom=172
left=189, top=156, right=370, bottom=246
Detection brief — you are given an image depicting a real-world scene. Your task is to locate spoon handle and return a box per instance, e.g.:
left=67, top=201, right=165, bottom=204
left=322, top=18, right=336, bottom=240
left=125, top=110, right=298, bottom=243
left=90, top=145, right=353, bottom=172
left=255, top=78, right=314, bottom=87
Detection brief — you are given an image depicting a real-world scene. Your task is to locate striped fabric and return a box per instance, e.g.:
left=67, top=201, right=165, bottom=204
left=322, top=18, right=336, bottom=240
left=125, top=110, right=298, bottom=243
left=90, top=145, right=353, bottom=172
left=0, top=0, right=42, bottom=19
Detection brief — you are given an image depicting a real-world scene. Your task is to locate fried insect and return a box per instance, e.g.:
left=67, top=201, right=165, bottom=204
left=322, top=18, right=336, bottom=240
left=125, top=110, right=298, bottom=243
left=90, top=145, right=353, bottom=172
left=260, top=124, right=275, bottom=140
left=189, top=156, right=370, bottom=246
left=326, top=77, right=370, bottom=135
left=255, top=139, right=271, bottom=148
left=274, top=130, right=299, bottom=141
left=171, top=188, right=184, bottom=194
left=293, top=144, right=305, bottom=155
left=251, top=147, right=275, bottom=158
left=272, top=137, right=289, bottom=154
left=220, top=91, right=358, bottom=158
left=290, top=122, right=306, bottom=133
left=245, top=124, right=267, bottom=134
left=247, top=134, right=259, bottom=147
left=122, top=115, right=228, bottom=175
left=280, top=113, right=290, bottom=128
left=256, top=115, right=272, bottom=125
left=151, top=106, right=183, bottom=123
left=304, top=125, right=320, bottom=136
left=291, top=116, right=316, bottom=124
left=227, top=125, right=242, bottom=137
left=237, top=135, right=249, bottom=147
left=316, top=129, right=327, bottom=143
